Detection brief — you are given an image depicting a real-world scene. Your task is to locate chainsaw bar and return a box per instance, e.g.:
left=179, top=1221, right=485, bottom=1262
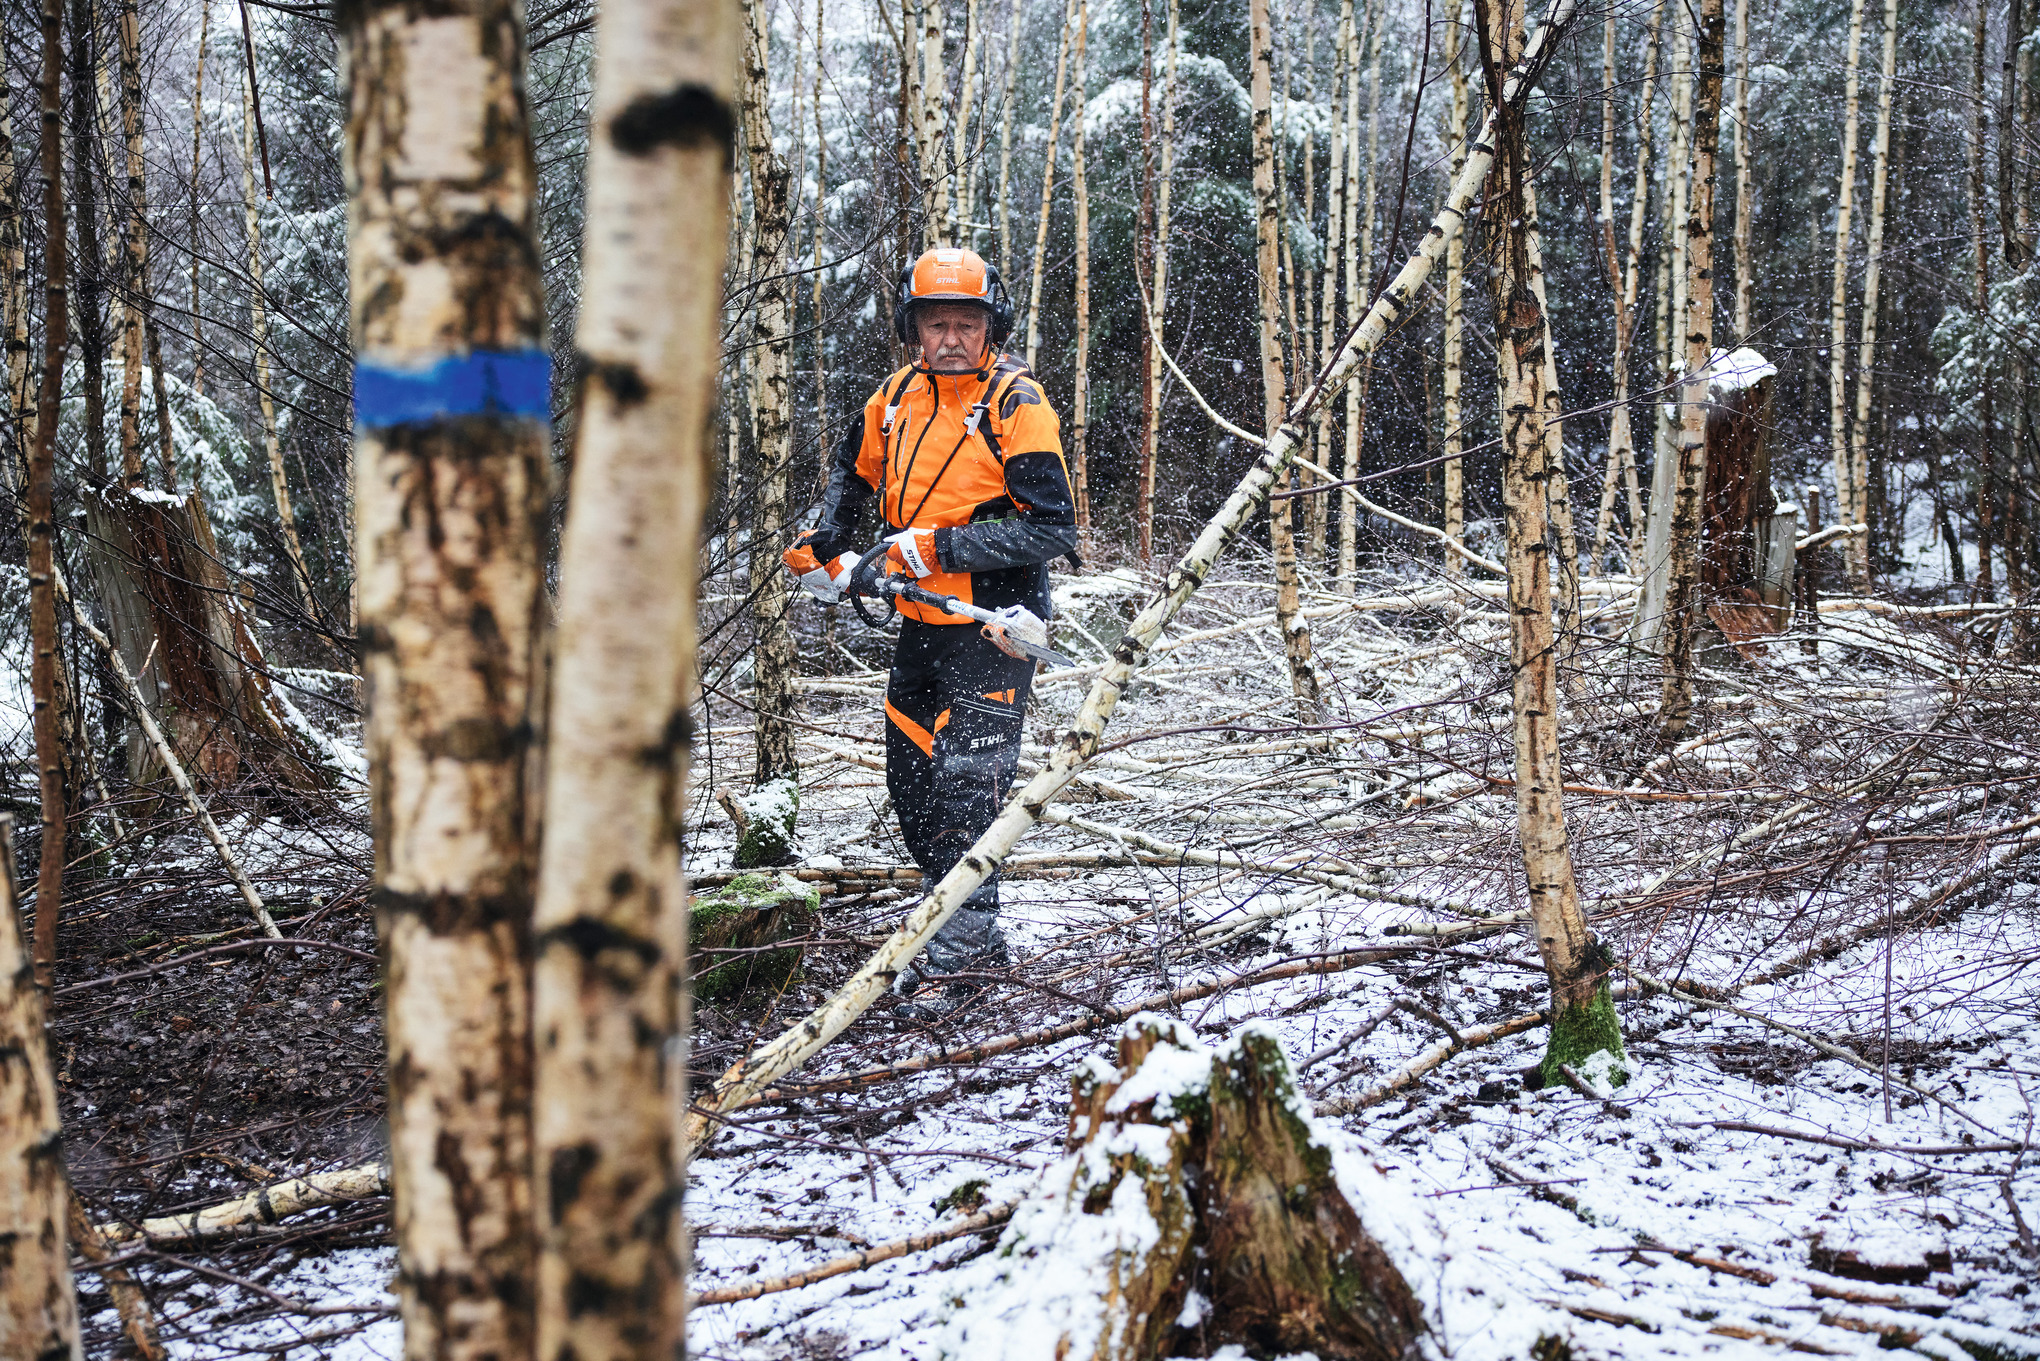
left=886, top=580, right=1078, bottom=669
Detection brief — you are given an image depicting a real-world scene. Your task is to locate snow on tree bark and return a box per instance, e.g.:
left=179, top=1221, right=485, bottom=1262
left=0, top=816, right=80, bottom=1361
left=340, top=1, right=552, bottom=1354
left=1657, top=0, right=1727, bottom=740
left=1593, top=0, right=1660, bottom=571
left=1023, top=0, right=1074, bottom=371
left=936, top=1017, right=1427, bottom=1361
left=1253, top=0, right=1320, bottom=722
left=529, top=1, right=735, bottom=1354
left=1138, top=0, right=1179, bottom=564
left=681, top=0, right=1586, bottom=1151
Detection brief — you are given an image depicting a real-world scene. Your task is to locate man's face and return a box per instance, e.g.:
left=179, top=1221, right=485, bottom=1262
left=915, top=303, right=991, bottom=372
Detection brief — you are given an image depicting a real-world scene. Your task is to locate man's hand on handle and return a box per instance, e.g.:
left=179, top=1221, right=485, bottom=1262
left=882, top=528, right=940, bottom=578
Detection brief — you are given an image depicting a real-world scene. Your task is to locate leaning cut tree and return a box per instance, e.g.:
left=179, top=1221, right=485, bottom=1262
left=683, top=0, right=1591, bottom=1152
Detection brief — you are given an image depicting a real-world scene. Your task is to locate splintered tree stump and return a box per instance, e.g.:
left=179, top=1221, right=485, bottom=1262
left=943, top=1016, right=1428, bottom=1361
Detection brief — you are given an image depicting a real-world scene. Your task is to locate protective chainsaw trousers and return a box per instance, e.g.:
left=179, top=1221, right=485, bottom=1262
left=884, top=618, right=1037, bottom=917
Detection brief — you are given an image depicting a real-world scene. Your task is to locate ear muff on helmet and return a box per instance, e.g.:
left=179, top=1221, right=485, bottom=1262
left=892, top=248, right=1016, bottom=350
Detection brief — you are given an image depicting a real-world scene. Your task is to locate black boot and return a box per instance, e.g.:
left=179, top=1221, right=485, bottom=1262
left=893, top=906, right=1009, bottom=1022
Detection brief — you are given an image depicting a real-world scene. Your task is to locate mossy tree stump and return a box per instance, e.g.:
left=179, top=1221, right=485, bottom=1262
left=944, top=1016, right=1428, bottom=1360
left=688, top=872, right=818, bottom=1002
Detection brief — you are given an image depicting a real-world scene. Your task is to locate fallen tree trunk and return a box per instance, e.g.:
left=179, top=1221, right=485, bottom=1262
left=95, top=1162, right=389, bottom=1247
left=681, top=0, right=1585, bottom=1154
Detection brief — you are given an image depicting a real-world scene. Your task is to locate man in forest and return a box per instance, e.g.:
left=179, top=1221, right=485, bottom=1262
left=782, top=247, right=1078, bottom=1022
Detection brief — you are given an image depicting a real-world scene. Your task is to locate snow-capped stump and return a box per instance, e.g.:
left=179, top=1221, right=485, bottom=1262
left=688, top=872, right=818, bottom=1002
left=718, top=776, right=802, bottom=868
left=939, top=1015, right=1431, bottom=1360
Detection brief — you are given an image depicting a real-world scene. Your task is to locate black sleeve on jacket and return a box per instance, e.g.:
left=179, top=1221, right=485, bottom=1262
left=811, top=415, right=873, bottom=561
left=935, top=449, right=1078, bottom=572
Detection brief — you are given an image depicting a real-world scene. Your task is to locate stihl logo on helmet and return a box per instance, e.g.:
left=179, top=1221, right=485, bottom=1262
left=910, top=248, right=992, bottom=302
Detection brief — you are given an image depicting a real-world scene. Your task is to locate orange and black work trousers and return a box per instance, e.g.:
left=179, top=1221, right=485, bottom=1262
left=884, top=618, right=1037, bottom=914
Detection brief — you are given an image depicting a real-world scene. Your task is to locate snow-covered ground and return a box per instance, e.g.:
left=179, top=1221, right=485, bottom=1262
left=95, top=562, right=2040, bottom=1358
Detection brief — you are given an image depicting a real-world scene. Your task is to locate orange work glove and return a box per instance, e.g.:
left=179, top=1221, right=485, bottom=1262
left=883, top=527, right=940, bottom=578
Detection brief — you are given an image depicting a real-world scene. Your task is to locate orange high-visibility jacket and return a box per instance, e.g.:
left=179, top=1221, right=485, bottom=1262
left=813, top=354, right=1077, bottom=626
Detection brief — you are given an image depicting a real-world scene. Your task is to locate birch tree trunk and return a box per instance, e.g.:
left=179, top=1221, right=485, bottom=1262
left=1972, top=0, right=1995, bottom=596
left=684, top=0, right=1586, bottom=1145
left=0, top=816, right=81, bottom=1361
left=242, top=68, right=317, bottom=619
left=1024, top=0, right=1073, bottom=371
left=1591, top=3, right=1659, bottom=571
left=2003, top=0, right=2031, bottom=264
left=115, top=0, right=146, bottom=489
left=1442, top=3, right=1466, bottom=576
left=919, top=0, right=949, bottom=245
left=1139, top=0, right=1180, bottom=564
left=2, top=88, right=29, bottom=452
left=1845, top=0, right=1896, bottom=587
left=341, top=3, right=550, bottom=1354
left=950, top=0, right=980, bottom=246
left=997, top=0, right=1021, bottom=266
left=1254, top=0, right=1320, bottom=721
left=530, top=0, right=735, bottom=1352
left=28, top=0, right=69, bottom=991
left=1071, top=0, right=1091, bottom=535
left=1828, top=0, right=1867, bottom=584
left=1657, top=0, right=1727, bottom=739
left=1479, top=0, right=1625, bottom=1088
left=1312, top=0, right=1350, bottom=567
left=70, top=0, right=107, bottom=484
left=1336, top=0, right=1378, bottom=590
left=745, top=0, right=799, bottom=787
left=189, top=0, right=208, bottom=401
left=1732, top=0, right=1755, bottom=337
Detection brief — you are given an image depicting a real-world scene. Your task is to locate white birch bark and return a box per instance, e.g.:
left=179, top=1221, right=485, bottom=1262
left=997, top=0, right=1021, bottom=265
left=1254, top=0, right=1320, bottom=720
left=531, top=0, right=735, bottom=1352
left=1732, top=0, right=1755, bottom=337
left=1140, top=0, right=1180, bottom=563
left=243, top=68, right=316, bottom=620
left=1480, top=0, right=1625, bottom=1084
left=1442, top=2, right=1467, bottom=576
left=1593, top=0, right=1661, bottom=569
left=340, top=3, right=550, bottom=1353
left=1072, top=0, right=1091, bottom=533
left=1829, top=0, right=1868, bottom=576
left=0, top=815, right=81, bottom=1361
left=744, top=0, right=798, bottom=784
left=920, top=0, right=949, bottom=245
left=1337, top=0, right=1379, bottom=590
left=1657, top=0, right=1728, bottom=739
left=948, top=0, right=980, bottom=245
left=682, top=0, right=1587, bottom=1150
left=1846, top=0, right=1896, bottom=586
left=1313, top=0, right=1351, bottom=566
left=1024, top=0, right=1074, bottom=370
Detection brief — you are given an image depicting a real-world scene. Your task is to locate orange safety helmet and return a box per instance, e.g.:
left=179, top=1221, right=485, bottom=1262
left=892, top=246, right=1015, bottom=346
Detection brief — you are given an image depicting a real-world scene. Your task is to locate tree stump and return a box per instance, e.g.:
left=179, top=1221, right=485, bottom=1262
left=689, top=872, right=818, bottom=1002
left=939, top=1016, right=1429, bottom=1360
left=83, top=485, right=329, bottom=796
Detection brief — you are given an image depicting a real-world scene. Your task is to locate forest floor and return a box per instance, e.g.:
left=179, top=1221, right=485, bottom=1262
left=16, top=555, right=2040, bottom=1358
